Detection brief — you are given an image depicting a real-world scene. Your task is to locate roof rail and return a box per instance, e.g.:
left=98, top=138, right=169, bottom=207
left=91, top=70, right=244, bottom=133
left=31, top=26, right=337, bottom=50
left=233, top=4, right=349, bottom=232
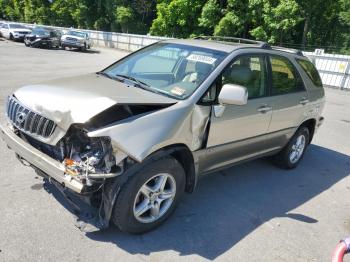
left=271, top=46, right=304, bottom=56
left=194, top=36, right=270, bottom=49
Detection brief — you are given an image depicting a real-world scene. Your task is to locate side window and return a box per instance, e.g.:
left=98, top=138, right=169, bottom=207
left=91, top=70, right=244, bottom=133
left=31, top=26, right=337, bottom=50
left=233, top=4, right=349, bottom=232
left=222, top=55, right=267, bottom=99
left=296, top=59, right=323, bottom=87
left=270, top=55, right=304, bottom=95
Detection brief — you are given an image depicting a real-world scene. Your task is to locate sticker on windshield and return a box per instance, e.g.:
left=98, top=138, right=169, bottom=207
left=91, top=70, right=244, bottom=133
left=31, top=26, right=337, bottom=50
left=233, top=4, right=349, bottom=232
left=170, top=87, right=186, bottom=96
left=186, top=54, right=217, bottom=65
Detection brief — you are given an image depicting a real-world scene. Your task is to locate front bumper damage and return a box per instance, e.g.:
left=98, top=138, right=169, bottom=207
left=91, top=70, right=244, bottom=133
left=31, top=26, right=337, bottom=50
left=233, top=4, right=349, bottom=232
left=0, top=123, right=123, bottom=231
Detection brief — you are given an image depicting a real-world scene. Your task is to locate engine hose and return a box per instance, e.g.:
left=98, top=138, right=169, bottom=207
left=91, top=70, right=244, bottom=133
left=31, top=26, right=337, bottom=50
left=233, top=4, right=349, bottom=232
left=332, top=238, right=350, bottom=262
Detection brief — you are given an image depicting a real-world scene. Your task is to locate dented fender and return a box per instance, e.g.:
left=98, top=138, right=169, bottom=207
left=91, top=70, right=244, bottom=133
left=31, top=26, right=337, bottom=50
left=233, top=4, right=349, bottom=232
left=87, top=103, right=211, bottom=163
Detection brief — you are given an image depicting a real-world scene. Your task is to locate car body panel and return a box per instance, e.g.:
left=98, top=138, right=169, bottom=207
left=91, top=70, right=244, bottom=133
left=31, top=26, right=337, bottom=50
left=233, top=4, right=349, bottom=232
left=13, top=73, right=177, bottom=144
left=88, top=103, right=211, bottom=162
left=207, top=96, right=273, bottom=147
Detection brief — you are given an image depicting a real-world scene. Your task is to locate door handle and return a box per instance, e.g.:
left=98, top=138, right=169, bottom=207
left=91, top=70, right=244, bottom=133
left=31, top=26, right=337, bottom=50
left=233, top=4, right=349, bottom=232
left=299, top=98, right=309, bottom=105
left=257, top=105, right=272, bottom=113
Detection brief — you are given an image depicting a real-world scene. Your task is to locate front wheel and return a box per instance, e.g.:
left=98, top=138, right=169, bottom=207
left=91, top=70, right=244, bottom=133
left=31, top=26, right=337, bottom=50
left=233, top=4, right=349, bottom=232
left=112, top=156, right=185, bottom=234
left=80, top=43, right=86, bottom=52
left=274, top=126, right=310, bottom=169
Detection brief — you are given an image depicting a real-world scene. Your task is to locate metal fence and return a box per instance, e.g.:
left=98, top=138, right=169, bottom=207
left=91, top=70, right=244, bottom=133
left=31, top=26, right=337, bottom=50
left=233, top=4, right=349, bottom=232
left=9, top=22, right=350, bottom=90
left=303, top=50, right=350, bottom=90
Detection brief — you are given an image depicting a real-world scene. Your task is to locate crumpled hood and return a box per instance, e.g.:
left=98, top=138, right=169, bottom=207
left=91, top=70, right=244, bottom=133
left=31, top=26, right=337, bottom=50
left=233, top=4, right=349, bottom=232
left=14, top=73, right=177, bottom=130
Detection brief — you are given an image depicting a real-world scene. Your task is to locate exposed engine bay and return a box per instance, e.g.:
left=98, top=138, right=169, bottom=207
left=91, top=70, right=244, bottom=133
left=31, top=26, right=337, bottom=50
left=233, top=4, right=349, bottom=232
left=20, top=125, right=120, bottom=185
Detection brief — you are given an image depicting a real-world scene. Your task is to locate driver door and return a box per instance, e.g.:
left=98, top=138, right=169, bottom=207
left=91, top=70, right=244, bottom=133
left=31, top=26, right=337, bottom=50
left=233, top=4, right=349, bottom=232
left=200, top=54, right=273, bottom=172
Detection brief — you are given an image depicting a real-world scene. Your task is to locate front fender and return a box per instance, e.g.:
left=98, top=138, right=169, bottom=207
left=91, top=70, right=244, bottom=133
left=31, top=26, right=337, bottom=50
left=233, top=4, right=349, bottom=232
left=87, top=103, right=211, bottom=163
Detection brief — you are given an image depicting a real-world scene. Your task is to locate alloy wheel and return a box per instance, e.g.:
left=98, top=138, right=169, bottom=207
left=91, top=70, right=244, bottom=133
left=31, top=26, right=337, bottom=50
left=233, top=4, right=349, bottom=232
left=289, top=134, right=306, bottom=164
left=133, top=173, right=176, bottom=223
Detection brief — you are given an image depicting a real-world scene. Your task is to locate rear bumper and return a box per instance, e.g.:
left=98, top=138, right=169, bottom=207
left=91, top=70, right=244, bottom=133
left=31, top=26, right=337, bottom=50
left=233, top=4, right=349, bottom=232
left=0, top=123, right=84, bottom=193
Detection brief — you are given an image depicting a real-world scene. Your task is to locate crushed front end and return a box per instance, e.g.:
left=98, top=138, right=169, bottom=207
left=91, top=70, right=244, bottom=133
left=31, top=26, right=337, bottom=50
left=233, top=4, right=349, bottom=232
left=0, top=96, right=129, bottom=231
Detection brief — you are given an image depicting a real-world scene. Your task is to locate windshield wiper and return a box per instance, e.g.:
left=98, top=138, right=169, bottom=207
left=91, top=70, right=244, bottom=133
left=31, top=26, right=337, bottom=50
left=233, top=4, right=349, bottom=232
left=115, top=74, right=150, bottom=88
left=96, top=71, right=117, bottom=80
left=116, top=74, right=177, bottom=98
left=97, top=72, right=176, bottom=99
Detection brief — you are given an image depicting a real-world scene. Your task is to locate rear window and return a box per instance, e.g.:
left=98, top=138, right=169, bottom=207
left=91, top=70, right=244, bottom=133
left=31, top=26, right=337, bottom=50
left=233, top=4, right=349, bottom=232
left=297, top=59, right=323, bottom=87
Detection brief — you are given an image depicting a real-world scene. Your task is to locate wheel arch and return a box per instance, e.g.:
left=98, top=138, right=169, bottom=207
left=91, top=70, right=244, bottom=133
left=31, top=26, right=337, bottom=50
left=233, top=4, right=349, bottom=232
left=143, top=144, right=197, bottom=193
left=299, top=118, right=316, bottom=143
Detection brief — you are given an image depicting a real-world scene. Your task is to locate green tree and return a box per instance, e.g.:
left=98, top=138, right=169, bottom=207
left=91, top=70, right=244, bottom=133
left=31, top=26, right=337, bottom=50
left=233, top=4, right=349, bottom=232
left=214, top=11, right=244, bottom=36
left=198, top=0, right=222, bottom=35
left=116, top=6, right=134, bottom=33
left=1, top=0, right=24, bottom=21
left=339, top=0, right=350, bottom=52
left=250, top=0, right=301, bottom=44
left=150, top=0, right=206, bottom=38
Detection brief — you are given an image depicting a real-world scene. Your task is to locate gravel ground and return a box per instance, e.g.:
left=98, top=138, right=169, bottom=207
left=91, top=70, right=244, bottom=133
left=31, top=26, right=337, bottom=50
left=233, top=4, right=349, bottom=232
left=0, top=40, right=350, bottom=262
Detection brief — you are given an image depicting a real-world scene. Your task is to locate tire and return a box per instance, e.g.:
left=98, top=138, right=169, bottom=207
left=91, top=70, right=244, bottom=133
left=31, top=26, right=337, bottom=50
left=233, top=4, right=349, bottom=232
left=81, top=43, right=86, bottom=52
left=9, top=34, right=14, bottom=41
left=274, top=126, right=310, bottom=169
left=112, top=156, right=185, bottom=234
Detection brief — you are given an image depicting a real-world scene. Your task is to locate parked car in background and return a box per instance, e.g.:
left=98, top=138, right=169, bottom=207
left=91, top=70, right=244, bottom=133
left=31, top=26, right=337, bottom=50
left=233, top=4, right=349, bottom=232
left=0, top=23, right=31, bottom=41
left=0, top=21, right=4, bottom=36
left=61, top=30, right=92, bottom=51
left=24, top=27, right=61, bottom=48
left=0, top=37, right=325, bottom=234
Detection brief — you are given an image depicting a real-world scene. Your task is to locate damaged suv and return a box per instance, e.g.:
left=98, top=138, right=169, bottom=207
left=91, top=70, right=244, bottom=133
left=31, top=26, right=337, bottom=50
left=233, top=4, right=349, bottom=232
left=0, top=37, right=325, bottom=233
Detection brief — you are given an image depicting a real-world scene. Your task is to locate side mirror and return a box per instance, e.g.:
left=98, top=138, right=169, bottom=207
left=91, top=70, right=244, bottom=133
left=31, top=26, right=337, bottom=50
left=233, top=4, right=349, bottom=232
left=218, top=84, right=248, bottom=106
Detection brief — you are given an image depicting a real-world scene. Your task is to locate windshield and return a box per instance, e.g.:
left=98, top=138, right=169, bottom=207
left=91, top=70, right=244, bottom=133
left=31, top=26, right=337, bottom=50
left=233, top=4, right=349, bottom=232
left=9, top=24, right=26, bottom=29
left=32, top=28, right=49, bottom=36
left=102, top=43, right=227, bottom=99
left=67, top=31, right=86, bottom=38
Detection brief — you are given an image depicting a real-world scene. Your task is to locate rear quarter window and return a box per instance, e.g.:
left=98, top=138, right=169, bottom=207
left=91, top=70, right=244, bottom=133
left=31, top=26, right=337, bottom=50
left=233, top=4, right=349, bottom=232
left=296, top=59, right=323, bottom=87
left=269, top=55, right=305, bottom=95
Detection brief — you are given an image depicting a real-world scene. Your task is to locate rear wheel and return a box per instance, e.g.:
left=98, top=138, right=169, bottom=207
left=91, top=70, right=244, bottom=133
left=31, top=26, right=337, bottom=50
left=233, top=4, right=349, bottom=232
left=112, top=156, right=185, bottom=234
left=274, top=126, right=310, bottom=169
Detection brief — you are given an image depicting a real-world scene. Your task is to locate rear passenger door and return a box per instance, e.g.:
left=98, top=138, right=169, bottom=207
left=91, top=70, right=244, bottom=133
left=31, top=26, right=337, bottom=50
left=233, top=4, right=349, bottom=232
left=266, top=55, right=309, bottom=148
